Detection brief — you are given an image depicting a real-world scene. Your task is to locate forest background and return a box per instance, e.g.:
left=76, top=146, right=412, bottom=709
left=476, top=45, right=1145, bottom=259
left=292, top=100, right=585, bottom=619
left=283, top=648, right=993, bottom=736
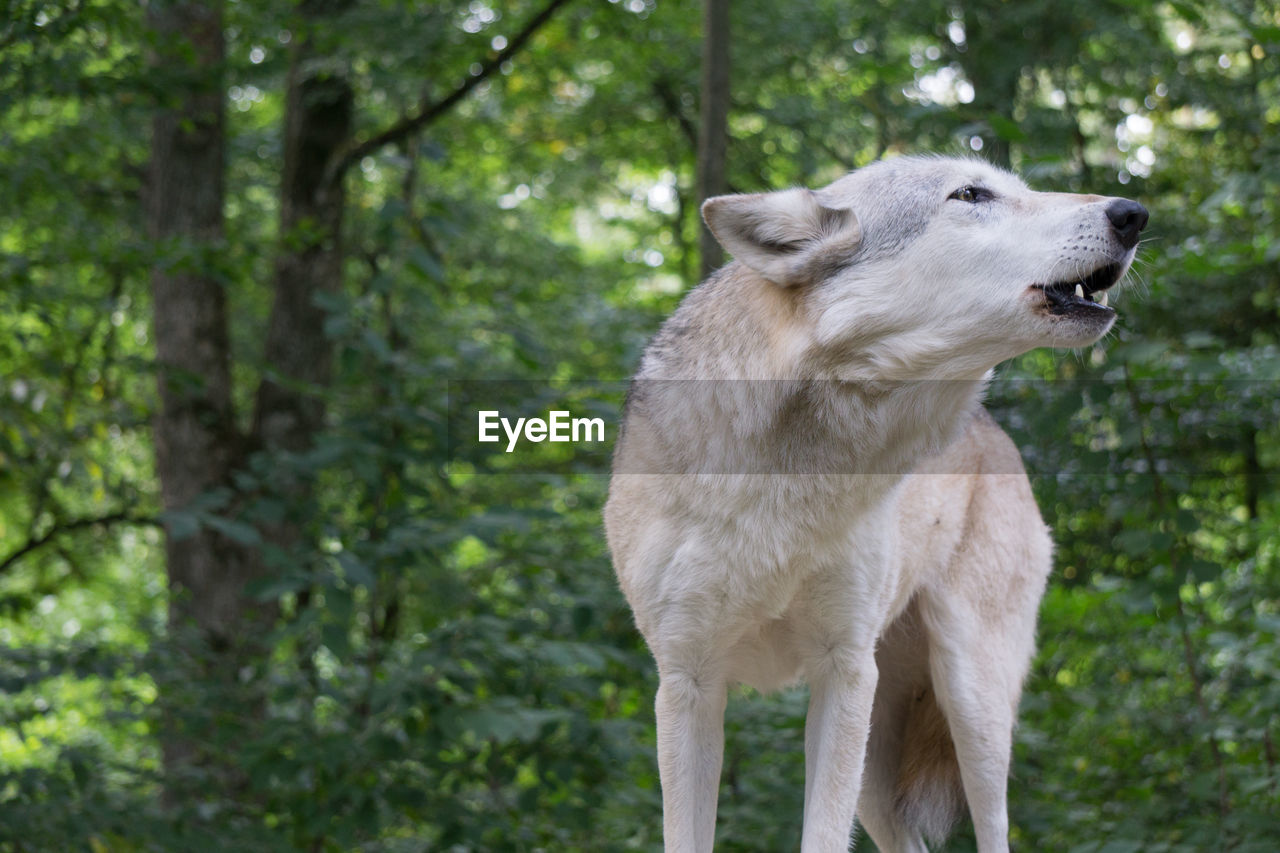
left=1, top=0, right=1279, bottom=850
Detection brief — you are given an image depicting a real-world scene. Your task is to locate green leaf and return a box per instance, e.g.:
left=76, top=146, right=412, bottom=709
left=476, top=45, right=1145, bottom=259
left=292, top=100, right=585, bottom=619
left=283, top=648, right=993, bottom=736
left=1095, top=842, right=1143, bottom=853
left=407, top=246, right=444, bottom=282
left=201, top=514, right=262, bottom=547
left=246, top=572, right=311, bottom=601
left=987, top=113, right=1029, bottom=143
left=336, top=551, right=375, bottom=589
left=1186, top=559, right=1220, bottom=584
left=159, top=509, right=200, bottom=542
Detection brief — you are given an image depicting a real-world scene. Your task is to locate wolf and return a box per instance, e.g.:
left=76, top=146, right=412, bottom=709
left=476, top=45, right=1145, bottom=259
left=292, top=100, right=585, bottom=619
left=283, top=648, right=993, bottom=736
left=603, top=155, right=1147, bottom=852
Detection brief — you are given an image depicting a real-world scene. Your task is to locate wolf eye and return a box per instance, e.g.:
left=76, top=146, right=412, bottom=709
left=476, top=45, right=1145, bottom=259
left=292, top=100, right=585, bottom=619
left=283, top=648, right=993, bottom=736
left=948, top=186, right=992, bottom=203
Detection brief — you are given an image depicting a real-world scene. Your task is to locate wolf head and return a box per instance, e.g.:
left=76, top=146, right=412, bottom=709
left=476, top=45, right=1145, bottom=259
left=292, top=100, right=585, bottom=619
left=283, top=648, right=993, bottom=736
left=702, top=156, right=1147, bottom=379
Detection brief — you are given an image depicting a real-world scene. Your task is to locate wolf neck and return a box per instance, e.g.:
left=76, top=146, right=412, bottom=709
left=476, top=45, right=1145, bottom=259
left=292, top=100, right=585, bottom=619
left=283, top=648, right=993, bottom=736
left=644, top=268, right=990, bottom=474
left=690, top=267, right=999, bottom=383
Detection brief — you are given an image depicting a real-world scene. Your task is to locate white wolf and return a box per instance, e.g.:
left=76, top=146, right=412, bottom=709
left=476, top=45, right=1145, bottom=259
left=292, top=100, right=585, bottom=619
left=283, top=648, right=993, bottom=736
left=604, top=156, right=1147, bottom=852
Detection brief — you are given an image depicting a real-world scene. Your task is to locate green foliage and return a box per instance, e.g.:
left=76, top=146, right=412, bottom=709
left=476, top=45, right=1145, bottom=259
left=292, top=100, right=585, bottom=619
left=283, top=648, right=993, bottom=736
left=2, top=0, right=1279, bottom=849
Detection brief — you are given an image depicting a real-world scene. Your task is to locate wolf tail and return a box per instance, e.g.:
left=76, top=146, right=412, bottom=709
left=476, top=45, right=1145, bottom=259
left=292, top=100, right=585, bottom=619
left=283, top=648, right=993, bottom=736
left=893, top=685, right=967, bottom=845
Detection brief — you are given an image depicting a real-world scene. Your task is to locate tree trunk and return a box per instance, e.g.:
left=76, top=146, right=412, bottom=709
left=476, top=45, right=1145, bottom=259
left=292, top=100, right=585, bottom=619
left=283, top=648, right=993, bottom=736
left=1243, top=425, right=1262, bottom=521
left=697, top=0, right=730, bottom=280
left=254, top=53, right=352, bottom=452
left=146, top=0, right=269, bottom=791
left=960, top=1, right=1019, bottom=168
left=251, top=7, right=354, bottom=662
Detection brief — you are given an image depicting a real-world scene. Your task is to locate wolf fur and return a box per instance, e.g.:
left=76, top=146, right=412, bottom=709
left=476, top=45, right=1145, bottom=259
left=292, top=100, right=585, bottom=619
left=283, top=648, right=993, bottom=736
left=603, top=155, right=1146, bottom=852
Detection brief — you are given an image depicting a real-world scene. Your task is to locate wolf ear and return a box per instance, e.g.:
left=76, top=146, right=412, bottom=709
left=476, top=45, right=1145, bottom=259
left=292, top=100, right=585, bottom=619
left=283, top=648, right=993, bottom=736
left=701, top=188, right=861, bottom=286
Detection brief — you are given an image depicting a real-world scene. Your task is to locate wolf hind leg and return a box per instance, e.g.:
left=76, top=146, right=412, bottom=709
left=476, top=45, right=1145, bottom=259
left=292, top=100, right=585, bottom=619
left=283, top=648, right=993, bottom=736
left=919, top=590, right=1025, bottom=853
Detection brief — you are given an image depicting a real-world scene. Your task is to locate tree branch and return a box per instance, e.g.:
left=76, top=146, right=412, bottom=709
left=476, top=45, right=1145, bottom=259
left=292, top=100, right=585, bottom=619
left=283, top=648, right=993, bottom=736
left=0, top=512, right=160, bottom=576
left=328, top=0, right=574, bottom=185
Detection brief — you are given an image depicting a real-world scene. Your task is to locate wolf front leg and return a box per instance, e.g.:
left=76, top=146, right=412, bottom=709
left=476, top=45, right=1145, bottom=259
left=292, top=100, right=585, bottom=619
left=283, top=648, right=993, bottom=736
left=795, top=545, right=895, bottom=853
left=655, top=664, right=729, bottom=853
left=801, top=642, right=879, bottom=853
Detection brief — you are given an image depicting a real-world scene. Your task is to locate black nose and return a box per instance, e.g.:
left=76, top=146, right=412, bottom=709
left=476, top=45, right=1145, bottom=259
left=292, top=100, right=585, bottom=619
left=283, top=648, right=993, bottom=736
left=1105, top=199, right=1149, bottom=250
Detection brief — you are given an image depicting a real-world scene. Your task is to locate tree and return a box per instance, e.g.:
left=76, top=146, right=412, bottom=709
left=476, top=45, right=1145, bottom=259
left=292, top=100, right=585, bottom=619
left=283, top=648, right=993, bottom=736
left=141, top=0, right=579, bottom=813
left=697, top=0, right=731, bottom=279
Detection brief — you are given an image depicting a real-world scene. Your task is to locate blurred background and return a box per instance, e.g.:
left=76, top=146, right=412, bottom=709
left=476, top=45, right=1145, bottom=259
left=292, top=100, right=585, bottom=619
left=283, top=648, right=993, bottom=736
left=1, top=0, right=1278, bottom=849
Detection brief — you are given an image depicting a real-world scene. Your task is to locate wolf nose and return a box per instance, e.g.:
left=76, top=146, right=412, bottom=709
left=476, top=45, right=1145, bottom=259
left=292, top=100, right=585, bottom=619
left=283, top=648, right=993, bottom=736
left=1105, top=199, right=1149, bottom=249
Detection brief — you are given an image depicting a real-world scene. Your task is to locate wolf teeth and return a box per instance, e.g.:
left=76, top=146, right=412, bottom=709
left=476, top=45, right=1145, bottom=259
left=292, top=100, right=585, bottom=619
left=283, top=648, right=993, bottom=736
left=1075, top=284, right=1084, bottom=299
left=1099, top=290, right=1109, bottom=307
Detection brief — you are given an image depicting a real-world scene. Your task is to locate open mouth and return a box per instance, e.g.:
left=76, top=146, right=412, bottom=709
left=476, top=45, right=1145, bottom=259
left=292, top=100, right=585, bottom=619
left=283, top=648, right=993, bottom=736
left=1037, top=262, right=1122, bottom=316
